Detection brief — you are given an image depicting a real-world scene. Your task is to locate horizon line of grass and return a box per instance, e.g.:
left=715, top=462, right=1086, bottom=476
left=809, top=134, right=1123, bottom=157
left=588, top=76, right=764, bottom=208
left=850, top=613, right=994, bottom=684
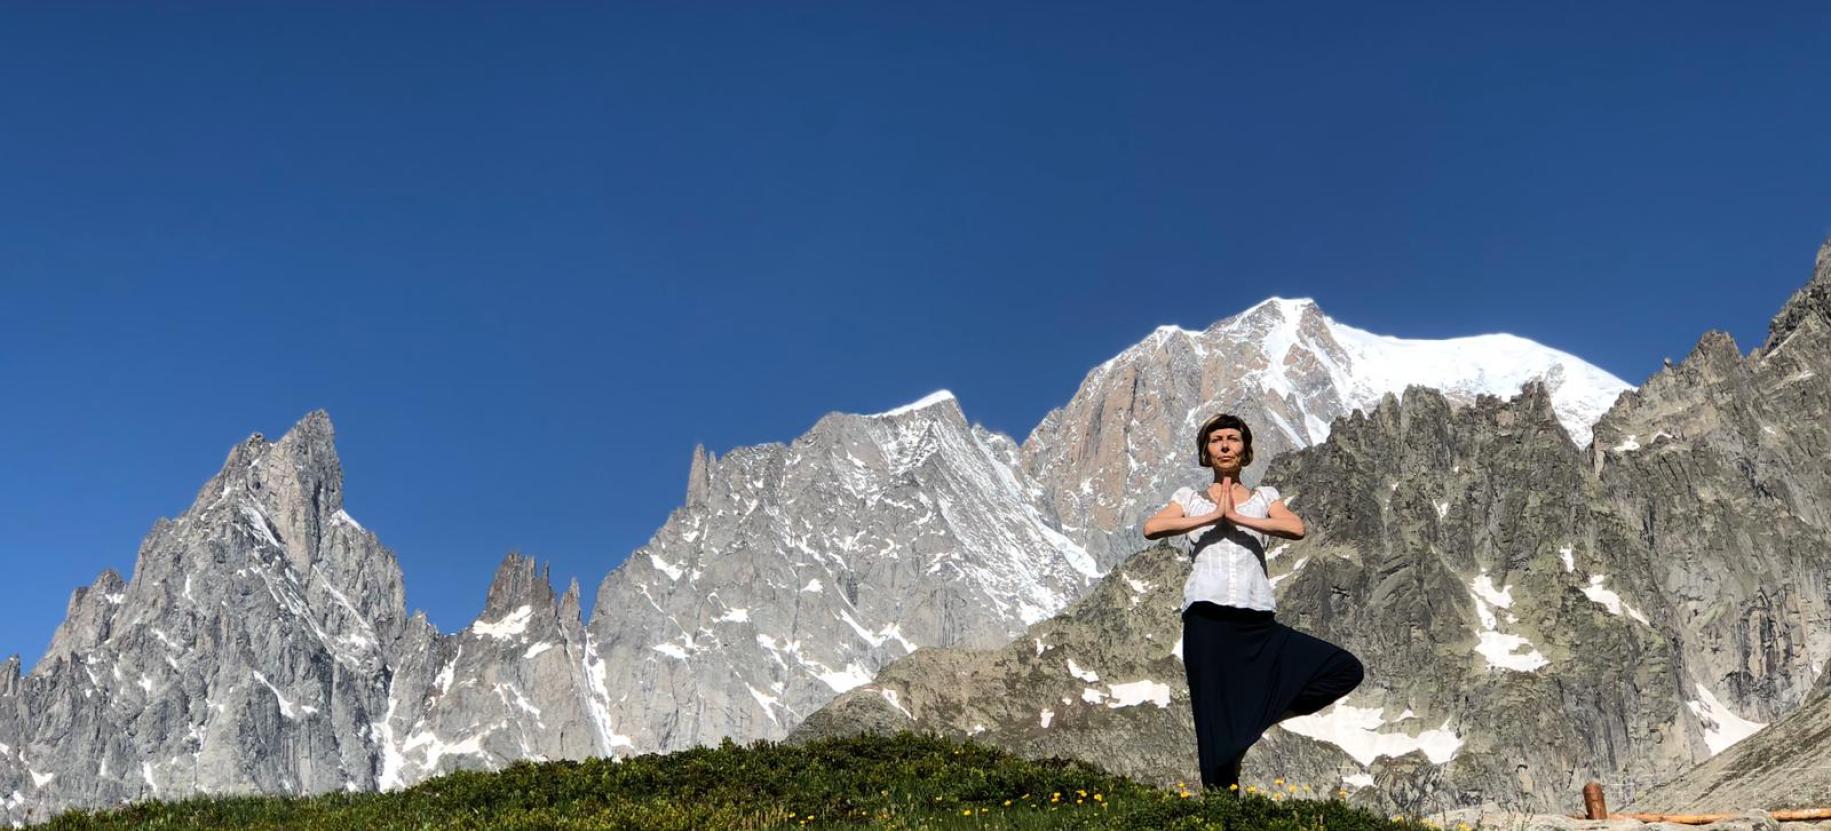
left=37, top=731, right=1435, bottom=830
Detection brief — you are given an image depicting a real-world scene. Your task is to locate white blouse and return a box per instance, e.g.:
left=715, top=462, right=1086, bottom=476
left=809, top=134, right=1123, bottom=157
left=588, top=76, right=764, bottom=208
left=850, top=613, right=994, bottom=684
left=1171, top=484, right=1282, bottom=613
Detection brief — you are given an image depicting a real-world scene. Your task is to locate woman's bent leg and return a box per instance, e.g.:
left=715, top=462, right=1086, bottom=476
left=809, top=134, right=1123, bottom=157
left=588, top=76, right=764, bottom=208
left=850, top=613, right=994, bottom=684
left=1287, top=647, right=1364, bottom=718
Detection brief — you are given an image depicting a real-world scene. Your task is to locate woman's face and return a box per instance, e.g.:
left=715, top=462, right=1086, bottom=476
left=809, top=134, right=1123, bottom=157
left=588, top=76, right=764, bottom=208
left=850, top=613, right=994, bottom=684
left=1207, top=428, right=1245, bottom=470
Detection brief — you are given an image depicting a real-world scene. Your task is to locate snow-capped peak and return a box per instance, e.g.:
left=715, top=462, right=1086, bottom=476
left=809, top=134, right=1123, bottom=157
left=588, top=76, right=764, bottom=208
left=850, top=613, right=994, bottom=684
left=1199, top=297, right=1627, bottom=446
left=868, top=390, right=958, bottom=418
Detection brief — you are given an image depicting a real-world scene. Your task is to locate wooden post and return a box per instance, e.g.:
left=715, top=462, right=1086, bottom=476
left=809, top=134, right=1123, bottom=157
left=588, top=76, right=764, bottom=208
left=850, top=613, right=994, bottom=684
left=1583, top=782, right=1608, bottom=821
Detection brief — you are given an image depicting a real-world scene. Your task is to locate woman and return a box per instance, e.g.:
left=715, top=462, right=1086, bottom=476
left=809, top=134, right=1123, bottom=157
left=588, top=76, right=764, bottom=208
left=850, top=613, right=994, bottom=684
left=1143, top=413, right=1364, bottom=792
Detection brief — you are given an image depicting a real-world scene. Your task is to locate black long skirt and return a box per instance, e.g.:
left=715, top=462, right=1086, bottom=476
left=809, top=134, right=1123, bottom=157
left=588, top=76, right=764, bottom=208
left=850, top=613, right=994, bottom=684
left=1181, top=601, right=1365, bottom=791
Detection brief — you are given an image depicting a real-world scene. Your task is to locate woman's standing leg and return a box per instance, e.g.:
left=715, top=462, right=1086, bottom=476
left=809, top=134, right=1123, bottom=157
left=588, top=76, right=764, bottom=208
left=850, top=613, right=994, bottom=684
left=1182, top=605, right=1240, bottom=790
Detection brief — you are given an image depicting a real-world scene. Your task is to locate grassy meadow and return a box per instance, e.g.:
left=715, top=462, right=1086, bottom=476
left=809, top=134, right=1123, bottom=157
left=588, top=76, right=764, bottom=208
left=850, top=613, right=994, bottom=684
left=37, top=732, right=1446, bottom=830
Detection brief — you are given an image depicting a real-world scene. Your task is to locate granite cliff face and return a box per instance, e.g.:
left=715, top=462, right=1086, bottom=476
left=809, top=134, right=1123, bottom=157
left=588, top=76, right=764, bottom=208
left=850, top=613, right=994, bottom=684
left=797, top=239, right=1831, bottom=814
left=0, top=414, right=409, bottom=825
left=368, top=555, right=603, bottom=791
left=1617, top=240, right=1831, bottom=813
left=579, top=393, right=1100, bottom=757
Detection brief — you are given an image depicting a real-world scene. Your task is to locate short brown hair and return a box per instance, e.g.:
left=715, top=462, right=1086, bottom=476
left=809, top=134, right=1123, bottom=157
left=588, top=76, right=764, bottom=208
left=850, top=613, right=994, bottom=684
left=1196, top=413, right=1254, bottom=468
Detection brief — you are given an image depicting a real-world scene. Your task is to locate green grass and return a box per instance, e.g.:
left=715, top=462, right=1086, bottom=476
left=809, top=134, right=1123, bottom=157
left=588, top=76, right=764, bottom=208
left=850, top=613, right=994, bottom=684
left=39, top=732, right=1438, bottom=830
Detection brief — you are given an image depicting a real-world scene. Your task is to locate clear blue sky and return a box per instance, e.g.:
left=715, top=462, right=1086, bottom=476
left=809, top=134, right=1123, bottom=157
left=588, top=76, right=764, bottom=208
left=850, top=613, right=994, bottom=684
left=4, top=3, right=1828, bottom=670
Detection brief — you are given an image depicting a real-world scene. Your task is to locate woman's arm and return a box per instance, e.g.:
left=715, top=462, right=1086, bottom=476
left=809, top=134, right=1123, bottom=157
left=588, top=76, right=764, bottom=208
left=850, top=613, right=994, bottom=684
left=1225, top=498, right=1306, bottom=540
left=1142, top=498, right=1225, bottom=540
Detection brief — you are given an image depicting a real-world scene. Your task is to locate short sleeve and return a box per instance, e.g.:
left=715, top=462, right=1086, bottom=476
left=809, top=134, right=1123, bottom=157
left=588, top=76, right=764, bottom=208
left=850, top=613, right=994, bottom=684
left=1170, top=486, right=1194, bottom=511
left=1258, top=485, right=1281, bottom=504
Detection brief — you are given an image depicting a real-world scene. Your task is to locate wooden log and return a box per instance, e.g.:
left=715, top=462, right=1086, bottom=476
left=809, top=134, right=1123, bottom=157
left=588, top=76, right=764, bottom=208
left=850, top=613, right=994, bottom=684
left=1603, top=808, right=1831, bottom=824
left=1583, top=782, right=1607, bottom=820
left=1569, top=782, right=1831, bottom=824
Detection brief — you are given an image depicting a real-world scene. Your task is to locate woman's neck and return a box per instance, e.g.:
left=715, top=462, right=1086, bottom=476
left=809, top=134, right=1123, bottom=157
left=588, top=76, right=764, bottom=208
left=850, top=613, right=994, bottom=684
left=1210, top=468, right=1243, bottom=483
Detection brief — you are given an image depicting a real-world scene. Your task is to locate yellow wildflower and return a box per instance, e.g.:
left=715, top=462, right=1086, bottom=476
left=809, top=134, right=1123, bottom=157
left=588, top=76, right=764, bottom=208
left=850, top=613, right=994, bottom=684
left=1093, top=794, right=1103, bottom=802
left=1229, top=784, right=1239, bottom=792
left=1003, top=800, right=1012, bottom=807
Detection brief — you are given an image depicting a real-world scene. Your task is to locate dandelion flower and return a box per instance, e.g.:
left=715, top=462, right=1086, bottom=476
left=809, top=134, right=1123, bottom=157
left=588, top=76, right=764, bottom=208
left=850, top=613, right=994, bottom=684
left=1093, top=794, right=1103, bottom=802
left=1229, top=784, right=1239, bottom=792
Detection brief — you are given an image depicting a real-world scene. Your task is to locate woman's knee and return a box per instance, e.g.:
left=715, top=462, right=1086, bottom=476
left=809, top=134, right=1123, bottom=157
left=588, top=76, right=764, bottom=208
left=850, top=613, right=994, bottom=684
left=1334, top=650, right=1365, bottom=691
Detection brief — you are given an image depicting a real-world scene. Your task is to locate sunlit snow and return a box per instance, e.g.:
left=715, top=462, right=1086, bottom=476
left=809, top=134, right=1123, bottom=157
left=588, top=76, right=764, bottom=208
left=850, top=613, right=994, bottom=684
left=870, top=389, right=957, bottom=418
left=1468, top=573, right=1547, bottom=672
left=1687, top=683, right=1767, bottom=755
left=472, top=605, right=533, bottom=639
left=1279, top=700, right=1462, bottom=766
left=1582, top=574, right=1650, bottom=625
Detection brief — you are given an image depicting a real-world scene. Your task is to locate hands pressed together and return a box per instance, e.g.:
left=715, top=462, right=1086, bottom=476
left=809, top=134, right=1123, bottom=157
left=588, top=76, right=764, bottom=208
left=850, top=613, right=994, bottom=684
left=1200, top=475, right=1240, bottom=527
left=1142, top=475, right=1303, bottom=541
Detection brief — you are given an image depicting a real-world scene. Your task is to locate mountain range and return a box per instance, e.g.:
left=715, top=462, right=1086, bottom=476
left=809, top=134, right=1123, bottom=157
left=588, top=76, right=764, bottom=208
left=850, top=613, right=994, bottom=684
left=6, top=240, right=1826, bottom=824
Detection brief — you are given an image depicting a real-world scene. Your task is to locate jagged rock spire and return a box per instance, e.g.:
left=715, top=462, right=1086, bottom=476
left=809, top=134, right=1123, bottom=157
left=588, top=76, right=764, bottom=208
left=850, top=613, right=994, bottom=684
left=686, top=444, right=714, bottom=506
left=1762, top=234, right=1831, bottom=355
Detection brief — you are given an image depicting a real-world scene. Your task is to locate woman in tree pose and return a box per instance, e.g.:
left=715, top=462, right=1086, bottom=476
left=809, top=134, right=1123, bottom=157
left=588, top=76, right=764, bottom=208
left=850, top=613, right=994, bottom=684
left=1143, top=413, right=1364, bottom=792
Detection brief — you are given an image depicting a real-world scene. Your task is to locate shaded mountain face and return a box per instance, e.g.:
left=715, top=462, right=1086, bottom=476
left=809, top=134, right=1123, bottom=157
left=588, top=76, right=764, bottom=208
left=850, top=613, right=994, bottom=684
left=1616, top=240, right=1831, bottom=814
left=795, top=238, right=1831, bottom=814
left=1020, top=298, right=1630, bottom=570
